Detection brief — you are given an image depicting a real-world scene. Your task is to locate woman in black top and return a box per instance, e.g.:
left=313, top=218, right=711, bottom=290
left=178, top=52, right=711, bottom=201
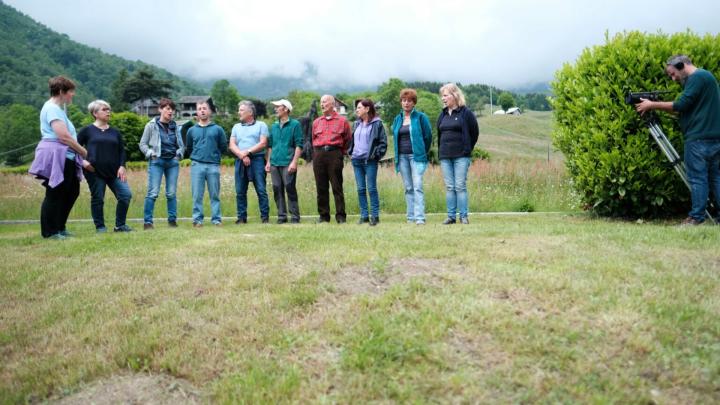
left=77, top=100, right=133, bottom=232
left=437, top=83, right=479, bottom=224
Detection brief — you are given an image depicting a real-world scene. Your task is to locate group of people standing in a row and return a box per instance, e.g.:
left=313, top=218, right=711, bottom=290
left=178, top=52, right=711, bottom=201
left=29, top=76, right=479, bottom=238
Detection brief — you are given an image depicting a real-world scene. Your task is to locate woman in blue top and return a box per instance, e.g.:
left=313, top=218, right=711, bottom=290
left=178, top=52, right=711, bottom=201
left=29, top=76, right=88, bottom=239
left=437, top=83, right=479, bottom=225
left=348, top=99, right=387, bottom=226
left=392, top=88, right=433, bottom=225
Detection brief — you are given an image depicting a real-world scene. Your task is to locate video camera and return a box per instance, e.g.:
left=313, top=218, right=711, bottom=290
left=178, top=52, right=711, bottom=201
left=624, top=90, right=670, bottom=105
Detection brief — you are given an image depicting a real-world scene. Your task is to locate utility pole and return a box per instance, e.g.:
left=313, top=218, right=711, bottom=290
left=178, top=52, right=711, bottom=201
left=489, top=87, right=493, bottom=115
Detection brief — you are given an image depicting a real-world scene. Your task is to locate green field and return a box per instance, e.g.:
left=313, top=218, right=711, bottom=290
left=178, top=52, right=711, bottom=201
left=2, top=111, right=719, bottom=403
left=1, top=216, right=719, bottom=403
left=480, top=111, right=558, bottom=161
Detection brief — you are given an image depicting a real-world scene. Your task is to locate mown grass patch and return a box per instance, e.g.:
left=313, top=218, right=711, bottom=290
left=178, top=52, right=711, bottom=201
left=1, top=216, right=719, bottom=402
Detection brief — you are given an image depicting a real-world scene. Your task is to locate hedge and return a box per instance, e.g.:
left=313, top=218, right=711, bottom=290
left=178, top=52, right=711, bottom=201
left=551, top=30, right=720, bottom=218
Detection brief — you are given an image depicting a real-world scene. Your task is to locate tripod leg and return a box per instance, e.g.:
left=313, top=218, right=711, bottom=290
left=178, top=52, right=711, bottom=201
left=646, top=122, right=716, bottom=224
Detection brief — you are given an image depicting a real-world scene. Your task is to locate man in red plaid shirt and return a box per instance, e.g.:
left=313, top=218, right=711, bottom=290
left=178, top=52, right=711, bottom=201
left=312, top=95, right=352, bottom=223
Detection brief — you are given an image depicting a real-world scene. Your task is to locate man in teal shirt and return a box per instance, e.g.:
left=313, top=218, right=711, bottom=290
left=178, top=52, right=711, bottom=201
left=265, top=99, right=304, bottom=223
left=637, top=55, right=720, bottom=225
left=186, top=101, right=228, bottom=226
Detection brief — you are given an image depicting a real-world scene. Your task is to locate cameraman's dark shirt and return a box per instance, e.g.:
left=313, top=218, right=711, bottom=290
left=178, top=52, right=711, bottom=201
left=673, top=69, right=720, bottom=142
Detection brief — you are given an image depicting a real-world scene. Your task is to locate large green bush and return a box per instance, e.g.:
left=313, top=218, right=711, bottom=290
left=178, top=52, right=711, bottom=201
left=109, top=112, right=149, bottom=161
left=552, top=31, right=720, bottom=218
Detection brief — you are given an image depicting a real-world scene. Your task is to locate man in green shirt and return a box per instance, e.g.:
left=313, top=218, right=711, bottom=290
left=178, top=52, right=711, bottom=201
left=636, top=55, right=720, bottom=225
left=265, top=99, right=304, bottom=223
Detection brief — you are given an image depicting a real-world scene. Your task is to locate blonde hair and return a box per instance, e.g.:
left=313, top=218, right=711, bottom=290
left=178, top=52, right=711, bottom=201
left=87, top=99, right=111, bottom=118
left=439, top=83, right=466, bottom=107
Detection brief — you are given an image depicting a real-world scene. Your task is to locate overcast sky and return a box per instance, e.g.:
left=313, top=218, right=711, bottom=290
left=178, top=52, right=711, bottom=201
left=6, top=0, right=720, bottom=88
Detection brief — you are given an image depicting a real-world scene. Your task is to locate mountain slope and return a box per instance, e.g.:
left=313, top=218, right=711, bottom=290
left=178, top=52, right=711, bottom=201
left=0, top=2, right=205, bottom=107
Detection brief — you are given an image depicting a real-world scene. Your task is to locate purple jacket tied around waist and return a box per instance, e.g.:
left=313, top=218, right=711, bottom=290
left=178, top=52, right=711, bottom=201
left=28, top=139, right=84, bottom=188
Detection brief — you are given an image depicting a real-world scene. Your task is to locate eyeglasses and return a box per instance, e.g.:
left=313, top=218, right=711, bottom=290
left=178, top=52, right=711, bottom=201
left=100, top=108, right=111, bottom=112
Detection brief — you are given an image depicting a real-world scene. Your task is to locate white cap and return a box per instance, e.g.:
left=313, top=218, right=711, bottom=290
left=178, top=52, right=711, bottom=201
left=271, top=99, right=293, bottom=112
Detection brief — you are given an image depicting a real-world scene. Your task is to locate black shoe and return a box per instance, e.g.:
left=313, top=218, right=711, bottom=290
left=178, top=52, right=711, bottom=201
left=143, top=223, right=154, bottom=230
left=113, top=224, right=133, bottom=232
left=369, top=217, right=379, bottom=226
left=168, top=220, right=178, bottom=228
left=290, top=218, right=301, bottom=224
left=277, top=218, right=288, bottom=224
left=442, top=218, right=456, bottom=225
left=358, top=217, right=369, bottom=224
left=336, top=217, right=346, bottom=224
left=316, top=217, right=331, bottom=224
left=261, top=218, right=269, bottom=224
left=235, top=218, right=247, bottom=225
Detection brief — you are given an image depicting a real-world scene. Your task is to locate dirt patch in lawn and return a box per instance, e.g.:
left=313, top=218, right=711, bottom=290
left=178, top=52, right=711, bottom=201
left=51, top=373, right=202, bottom=404
left=331, top=258, right=464, bottom=297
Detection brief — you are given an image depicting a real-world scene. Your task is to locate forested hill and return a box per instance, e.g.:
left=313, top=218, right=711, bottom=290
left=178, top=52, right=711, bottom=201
left=0, top=2, right=205, bottom=107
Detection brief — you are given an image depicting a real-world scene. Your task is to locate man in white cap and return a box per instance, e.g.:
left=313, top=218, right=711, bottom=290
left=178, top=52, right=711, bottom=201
left=265, top=99, right=304, bottom=223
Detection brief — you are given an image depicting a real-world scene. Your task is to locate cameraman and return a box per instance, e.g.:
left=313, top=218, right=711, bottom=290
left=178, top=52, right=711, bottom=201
left=636, top=55, right=720, bottom=225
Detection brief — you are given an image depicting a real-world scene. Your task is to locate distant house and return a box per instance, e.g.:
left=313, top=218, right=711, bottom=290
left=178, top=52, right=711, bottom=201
left=493, top=109, right=506, bottom=115
left=335, top=98, right=349, bottom=115
left=131, top=99, right=160, bottom=117
left=177, top=96, right=215, bottom=118
left=507, top=107, right=522, bottom=115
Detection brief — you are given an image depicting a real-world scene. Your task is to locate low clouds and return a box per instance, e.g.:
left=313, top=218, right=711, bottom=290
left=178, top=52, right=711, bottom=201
left=7, top=0, right=719, bottom=88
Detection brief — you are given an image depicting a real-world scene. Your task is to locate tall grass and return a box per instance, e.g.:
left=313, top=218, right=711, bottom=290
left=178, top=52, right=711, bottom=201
left=0, top=159, right=578, bottom=221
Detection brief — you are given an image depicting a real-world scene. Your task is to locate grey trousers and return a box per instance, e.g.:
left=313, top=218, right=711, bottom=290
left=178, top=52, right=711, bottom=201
left=270, top=165, right=300, bottom=221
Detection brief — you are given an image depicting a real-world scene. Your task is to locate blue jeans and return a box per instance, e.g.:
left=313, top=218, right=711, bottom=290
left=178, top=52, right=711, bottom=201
left=191, top=161, right=222, bottom=224
left=352, top=159, right=379, bottom=218
left=398, top=154, right=427, bottom=222
left=234, top=156, right=269, bottom=220
left=684, top=139, right=720, bottom=221
left=85, top=171, right=132, bottom=229
left=143, top=157, right=179, bottom=224
left=440, top=157, right=471, bottom=219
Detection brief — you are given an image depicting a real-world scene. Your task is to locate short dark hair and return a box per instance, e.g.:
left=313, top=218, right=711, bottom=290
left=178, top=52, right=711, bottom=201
left=158, top=98, right=176, bottom=110
left=357, top=98, right=377, bottom=120
left=399, top=88, right=418, bottom=104
left=666, top=54, right=692, bottom=67
left=48, top=76, right=76, bottom=97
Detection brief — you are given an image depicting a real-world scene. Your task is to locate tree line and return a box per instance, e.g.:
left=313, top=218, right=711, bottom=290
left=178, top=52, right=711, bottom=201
left=1, top=74, right=528, bottom=166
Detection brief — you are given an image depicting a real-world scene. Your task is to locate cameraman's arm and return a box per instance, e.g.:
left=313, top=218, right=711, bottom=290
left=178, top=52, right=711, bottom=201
left=635, top=98, right=674, bottom=115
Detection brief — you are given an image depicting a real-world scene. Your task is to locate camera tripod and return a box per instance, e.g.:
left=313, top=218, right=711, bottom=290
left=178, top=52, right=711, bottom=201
left=641, top=112, right=716, bottom=223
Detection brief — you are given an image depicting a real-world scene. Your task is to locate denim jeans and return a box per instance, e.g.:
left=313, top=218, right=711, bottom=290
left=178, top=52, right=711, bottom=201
left=85, top=171, right=132, bottom=229
left=234, top=156, right=269, bottom=220
left=440, top=157, right=471, bottom=219
left=352, top=159, right=379, bottom=219
left=684, top=139, right=720, bottom=222
left=143, top=157, right=179, bottom=224
left=398, top=154, right=427, bottom=222
left=191, top=161, right=222, bottom=224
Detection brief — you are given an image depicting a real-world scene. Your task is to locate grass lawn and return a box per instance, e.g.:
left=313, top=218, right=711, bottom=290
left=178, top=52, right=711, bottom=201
left=2, top=110, right=718, bottom=403
left=1, top=215, right=719, bottom=403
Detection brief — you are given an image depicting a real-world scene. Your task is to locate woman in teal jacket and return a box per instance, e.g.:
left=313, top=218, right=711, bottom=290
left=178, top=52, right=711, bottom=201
left=392, top=88, right=433, bottom=225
